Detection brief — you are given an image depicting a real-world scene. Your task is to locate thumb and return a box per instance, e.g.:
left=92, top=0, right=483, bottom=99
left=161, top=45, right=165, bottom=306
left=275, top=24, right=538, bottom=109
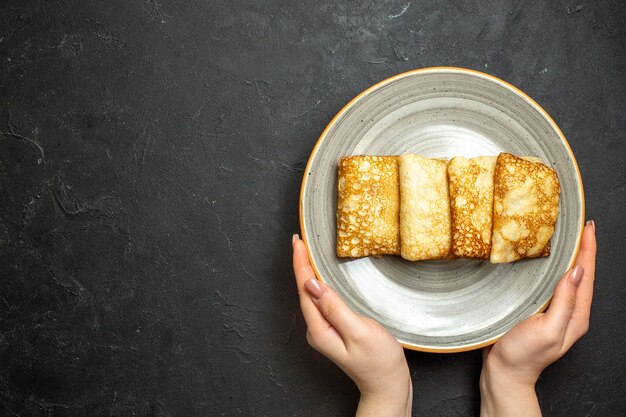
left=546, top=265, right=584, bottom=335
left=304, top=278, right=362, bottom=338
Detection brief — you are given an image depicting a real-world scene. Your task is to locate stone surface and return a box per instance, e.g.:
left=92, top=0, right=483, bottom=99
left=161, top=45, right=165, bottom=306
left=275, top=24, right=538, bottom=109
left=0, top=0, right=624, bottom=416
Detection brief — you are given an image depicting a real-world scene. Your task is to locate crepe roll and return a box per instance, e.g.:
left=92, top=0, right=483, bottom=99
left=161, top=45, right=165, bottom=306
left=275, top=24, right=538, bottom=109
left=448, top=156, right=497, bottom=259
left=336, top=156, right=400, bottom=258
left=399, top=154, right=452, bottom=260
left=490, top=153, right=560, bottom=263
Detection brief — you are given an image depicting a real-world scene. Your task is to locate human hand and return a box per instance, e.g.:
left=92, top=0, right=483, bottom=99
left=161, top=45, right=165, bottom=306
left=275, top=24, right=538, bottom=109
left=480, top=220, right=597, bottom=417
left=292, top=234, right=412, bottom=417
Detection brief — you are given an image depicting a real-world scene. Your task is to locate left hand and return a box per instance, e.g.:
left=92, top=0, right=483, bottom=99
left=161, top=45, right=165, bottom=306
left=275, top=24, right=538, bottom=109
left=292, top=234, right=412, bottom=417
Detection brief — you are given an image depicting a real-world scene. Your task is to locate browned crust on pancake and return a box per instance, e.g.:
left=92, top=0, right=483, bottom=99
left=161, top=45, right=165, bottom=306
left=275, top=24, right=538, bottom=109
left=490, top=153, right=560, bottom=263
left=336, top=156, right=400, bottom=257
left=448, top=156, right=497, bottom=259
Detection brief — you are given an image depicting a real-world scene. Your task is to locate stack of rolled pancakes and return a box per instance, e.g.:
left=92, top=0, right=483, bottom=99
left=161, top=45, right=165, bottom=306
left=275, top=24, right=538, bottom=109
left=336, top=153, right=560, bottom=263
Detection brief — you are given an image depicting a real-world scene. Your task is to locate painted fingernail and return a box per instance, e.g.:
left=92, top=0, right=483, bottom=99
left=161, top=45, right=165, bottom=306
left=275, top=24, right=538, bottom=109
left=569, top=265, right=584, bottom=287
left=305, top=278, right=326, bottom=300
left=586, top=219, right=595, bottom=232
left=292, top=234, right=299, bottom=248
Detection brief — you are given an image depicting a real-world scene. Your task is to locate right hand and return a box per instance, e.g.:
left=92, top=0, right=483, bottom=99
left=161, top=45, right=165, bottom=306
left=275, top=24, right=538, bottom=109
left=480, top=220, right=597, bottom=416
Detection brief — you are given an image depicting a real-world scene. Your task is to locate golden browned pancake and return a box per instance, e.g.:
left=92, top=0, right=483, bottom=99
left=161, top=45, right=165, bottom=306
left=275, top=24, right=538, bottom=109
left=490, top=153, right=560, bottom=263
left=448, top=156, right=497, bottom=259
left=336, top=156, right=400, bottom=257
left=399, top=154, right=452, bottom=260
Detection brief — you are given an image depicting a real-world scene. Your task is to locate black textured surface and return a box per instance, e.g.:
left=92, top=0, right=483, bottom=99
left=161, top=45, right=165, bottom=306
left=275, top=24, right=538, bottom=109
left=1, top=1, right=624, bottom=416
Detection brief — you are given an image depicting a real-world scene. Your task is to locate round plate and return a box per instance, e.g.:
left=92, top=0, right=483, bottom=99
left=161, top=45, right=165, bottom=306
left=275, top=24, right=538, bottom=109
left=299, top=67, right=584, bottom=352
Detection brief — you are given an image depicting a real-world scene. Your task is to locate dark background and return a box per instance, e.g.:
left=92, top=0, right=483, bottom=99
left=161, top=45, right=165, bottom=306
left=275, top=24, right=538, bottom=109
left=1, top=1, right=624, bottom=416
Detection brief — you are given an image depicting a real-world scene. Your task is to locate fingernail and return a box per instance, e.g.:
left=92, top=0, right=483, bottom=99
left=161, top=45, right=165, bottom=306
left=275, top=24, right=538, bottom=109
left=586, top=219, right=595, bottom=232
left=569, top=265, right=584, bottom=287
left=292, top=234, right=299, bottom=248
left=305, top=278, right=326, bottom=300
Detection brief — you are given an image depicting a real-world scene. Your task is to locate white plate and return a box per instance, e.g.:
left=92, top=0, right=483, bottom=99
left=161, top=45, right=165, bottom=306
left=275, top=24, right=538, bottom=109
left=299, top=67, right=584, bottom=352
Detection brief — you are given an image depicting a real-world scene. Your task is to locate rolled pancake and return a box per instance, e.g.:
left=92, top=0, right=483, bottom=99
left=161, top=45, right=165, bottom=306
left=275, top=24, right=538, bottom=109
left=399, top=154, right=452, bottom=260
left=490, top=153, right=560, bottom=263
left=448, top=156, right=497, bottom=259
left=336, top=156, right=400, bottom=257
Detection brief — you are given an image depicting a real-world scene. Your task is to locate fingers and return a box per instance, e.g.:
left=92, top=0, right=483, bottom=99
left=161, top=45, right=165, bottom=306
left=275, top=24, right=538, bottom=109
left=545, top=265, right=584, bottom=336
left=292, top=235, right=346, bottom=355
left=304, top=277, right=365, bottom=341
left=292, top=234, right=317, bottom=290
left=545, top=221, right=597, bottom=352
left=570, top=222, right=597, bottom=320
left=292, top=236, right=339, bottom=333
left=577, top=221, right=597, bottom=266
left=563, top=221, right=597, bottom=347
left=292, top=235, right=365, bottom=340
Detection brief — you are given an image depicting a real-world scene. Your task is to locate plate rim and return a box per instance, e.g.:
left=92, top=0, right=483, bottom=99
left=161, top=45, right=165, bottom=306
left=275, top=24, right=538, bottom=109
left=299, top=66, right=585, bottom=353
